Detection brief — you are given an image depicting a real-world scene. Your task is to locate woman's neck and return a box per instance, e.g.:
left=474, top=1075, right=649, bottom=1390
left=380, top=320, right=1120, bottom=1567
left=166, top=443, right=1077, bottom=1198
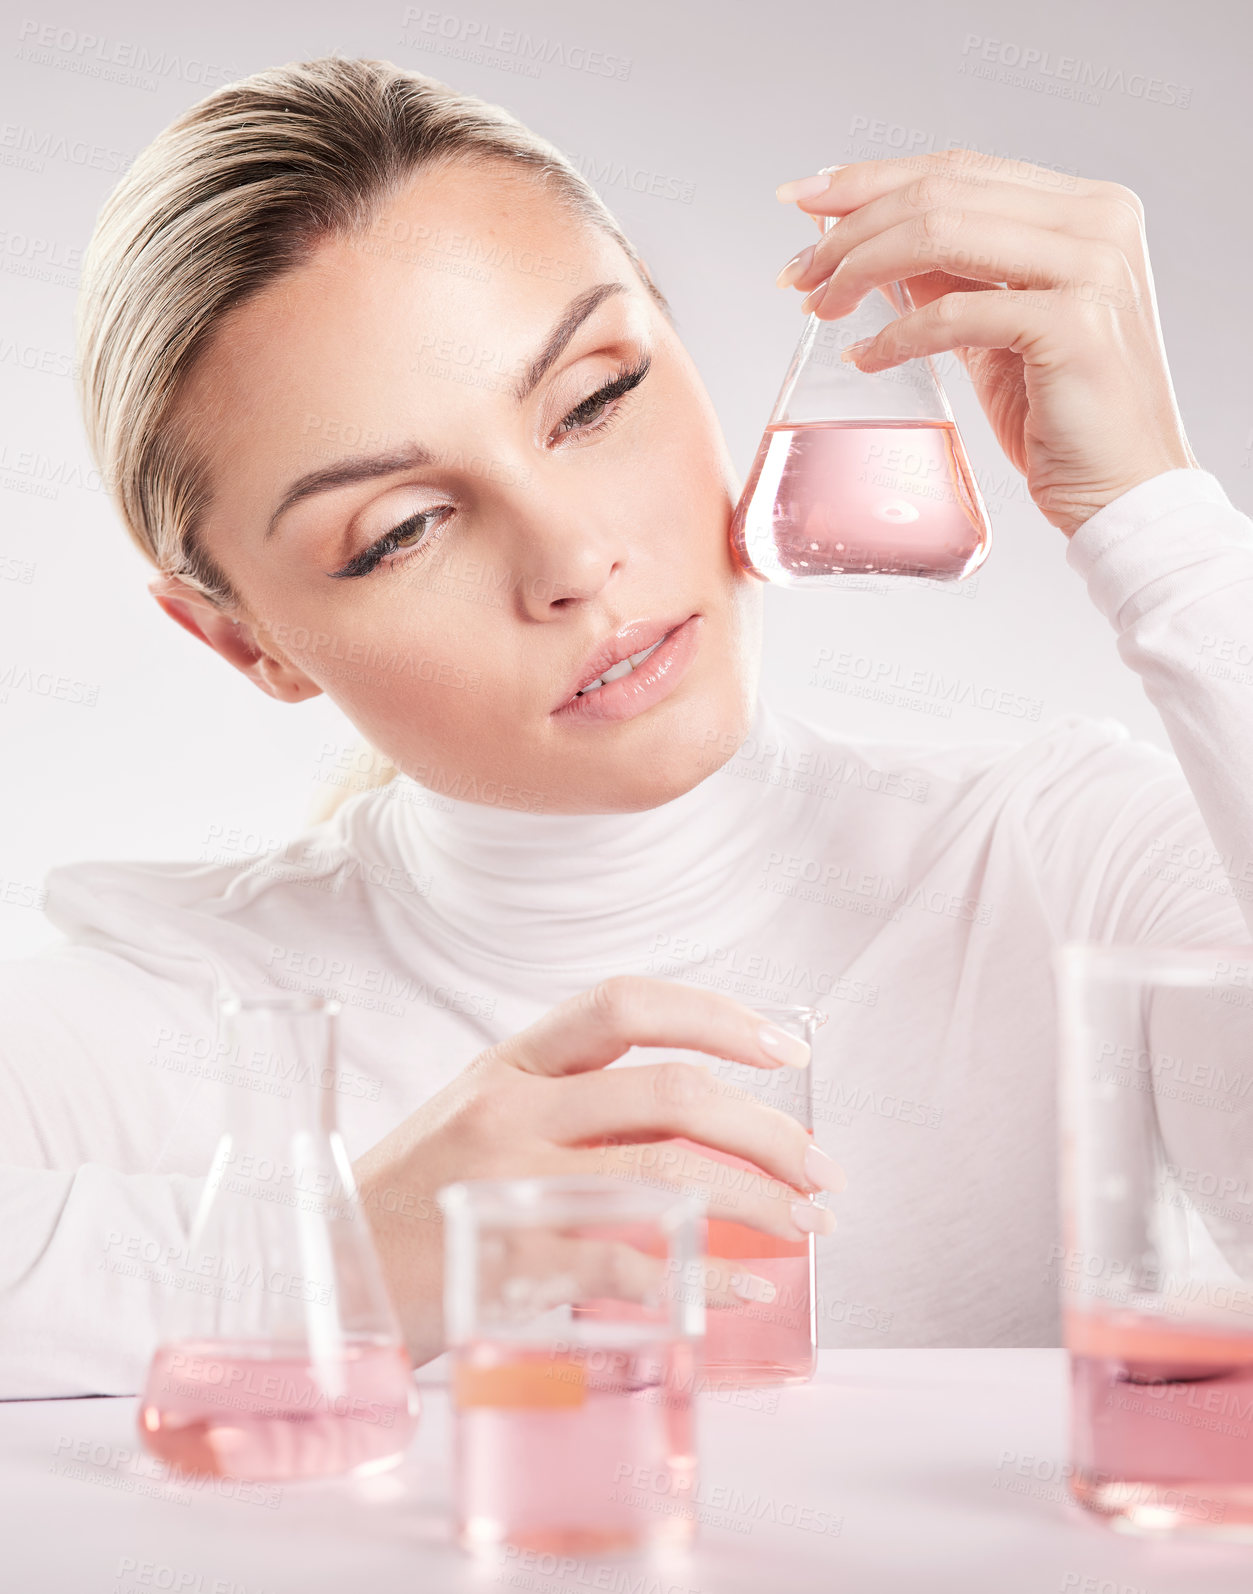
left=364, top=696, right=810, bottom=971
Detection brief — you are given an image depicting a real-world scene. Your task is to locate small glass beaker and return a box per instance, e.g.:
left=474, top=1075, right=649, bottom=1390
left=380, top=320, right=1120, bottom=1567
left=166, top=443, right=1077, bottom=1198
left=732, top=208, right=992, bottom=584
left=137, top=994, right=419, bottom=1482
left=439, top=1175, right=705, bottom=1555
left=1057, top=944, right=1253, bottom=1535
left=601, top=1003, right=827, bottom=1387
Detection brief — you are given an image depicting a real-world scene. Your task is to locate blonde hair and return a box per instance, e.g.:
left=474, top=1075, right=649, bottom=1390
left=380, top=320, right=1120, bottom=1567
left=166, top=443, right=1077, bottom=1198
left=75, top=54, right=671, bottom=610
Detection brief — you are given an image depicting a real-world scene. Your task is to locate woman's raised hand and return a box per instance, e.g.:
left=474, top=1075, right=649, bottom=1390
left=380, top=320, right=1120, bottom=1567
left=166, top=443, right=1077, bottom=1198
left=351, top=976, right=844, bottom=1365
left=774, top=148, right=1199, bottom=536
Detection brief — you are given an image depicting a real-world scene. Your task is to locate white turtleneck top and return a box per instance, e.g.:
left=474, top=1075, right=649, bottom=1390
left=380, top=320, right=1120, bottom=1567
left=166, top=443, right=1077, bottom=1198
left=3, top=468, right=1252, bottom=1398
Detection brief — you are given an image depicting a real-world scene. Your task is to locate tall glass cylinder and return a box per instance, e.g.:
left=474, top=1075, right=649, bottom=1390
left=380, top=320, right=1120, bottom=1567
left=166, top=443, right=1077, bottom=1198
left=137, top=994, right=419, bottom=1481
left=1057, top=944, right=1253, bottom=1534
left=605, top=1002, right=827, bottom=1387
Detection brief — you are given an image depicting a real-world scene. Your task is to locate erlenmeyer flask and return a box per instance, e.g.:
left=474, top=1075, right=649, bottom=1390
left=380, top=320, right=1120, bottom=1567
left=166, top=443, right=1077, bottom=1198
left=137, top=993, right=419, bottom=1481
left=731, top=213, right=992, bottom=584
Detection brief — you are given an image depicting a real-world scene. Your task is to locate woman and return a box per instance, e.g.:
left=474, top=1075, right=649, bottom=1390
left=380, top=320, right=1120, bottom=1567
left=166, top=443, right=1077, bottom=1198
left=2, top=56, right=1249, bottom=1397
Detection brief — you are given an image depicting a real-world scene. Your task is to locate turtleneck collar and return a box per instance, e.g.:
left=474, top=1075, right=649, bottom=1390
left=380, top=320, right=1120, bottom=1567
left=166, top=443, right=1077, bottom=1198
left=364, top=696, right=810, bottom=972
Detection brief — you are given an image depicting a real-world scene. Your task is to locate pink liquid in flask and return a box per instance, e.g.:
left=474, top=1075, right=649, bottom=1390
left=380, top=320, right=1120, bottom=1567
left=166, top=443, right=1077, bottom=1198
left=138, top=1336, right=419, bottom=1481
left=731, top=418, right=991, bottom=583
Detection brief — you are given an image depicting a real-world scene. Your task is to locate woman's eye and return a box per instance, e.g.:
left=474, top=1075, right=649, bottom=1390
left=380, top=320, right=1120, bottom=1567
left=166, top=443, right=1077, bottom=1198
left=551, top=353, right=652, bottom=443
left=329, top=508, right=448, bottom=580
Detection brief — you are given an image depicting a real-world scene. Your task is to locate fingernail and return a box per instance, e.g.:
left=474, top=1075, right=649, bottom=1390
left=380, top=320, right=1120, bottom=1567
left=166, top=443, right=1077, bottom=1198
left=800, top=283, right=827, bottom=314
left=805, top=1141, right=846, bottom=1193
left=775, top=244, right=815, bottom=289
left=840, top=337, right=874, bottom=365
left=758, top=1023, right=810, bottom=1068
left=791, top=1199, right=837, bottom=1235
left=730, top=1271, right=777, bottom=1304
left=776, top=172, right=833, bottom=203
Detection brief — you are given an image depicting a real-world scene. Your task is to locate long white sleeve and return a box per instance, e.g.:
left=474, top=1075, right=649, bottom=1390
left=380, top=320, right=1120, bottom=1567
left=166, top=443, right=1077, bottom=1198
left=1065, top=467, right=1253, bottom=937
left=0, top=944, right=221, bottom=1397
left=0, top=1163, right=205, bottom=1397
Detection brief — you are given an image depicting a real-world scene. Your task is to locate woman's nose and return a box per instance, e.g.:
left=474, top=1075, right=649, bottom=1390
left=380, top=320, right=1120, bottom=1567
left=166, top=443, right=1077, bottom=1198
left=511, top=514, right=631, bottom=620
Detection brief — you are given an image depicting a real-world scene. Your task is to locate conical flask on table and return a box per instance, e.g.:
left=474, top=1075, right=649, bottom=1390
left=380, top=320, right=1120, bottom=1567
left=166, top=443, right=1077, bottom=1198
left=137, top=993, right=419, bottom=1481
left=731, top=208, right=992, bottom=584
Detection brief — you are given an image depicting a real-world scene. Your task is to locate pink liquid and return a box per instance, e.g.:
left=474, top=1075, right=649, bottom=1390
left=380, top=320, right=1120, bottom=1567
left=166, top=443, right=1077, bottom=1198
left=1067, top=1309, right=1253, bottom=1529
left=138, top=1338, right=419, bottom=1481
left=571, top=1136, right=816, bottom=1387
left=731, top=419, right=990, bottom=583
left=453, top=1339, right=697, bottom=1554
left=671, top=1134, right=816, bottom=1387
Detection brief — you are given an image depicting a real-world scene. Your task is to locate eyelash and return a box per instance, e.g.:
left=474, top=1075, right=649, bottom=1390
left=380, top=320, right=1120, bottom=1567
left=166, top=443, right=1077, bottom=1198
left=329, top=353, right=654, bottom=580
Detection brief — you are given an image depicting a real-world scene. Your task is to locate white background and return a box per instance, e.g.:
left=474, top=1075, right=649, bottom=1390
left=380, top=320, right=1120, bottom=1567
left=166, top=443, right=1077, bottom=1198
left=1, top=0, right=1250, bottom=958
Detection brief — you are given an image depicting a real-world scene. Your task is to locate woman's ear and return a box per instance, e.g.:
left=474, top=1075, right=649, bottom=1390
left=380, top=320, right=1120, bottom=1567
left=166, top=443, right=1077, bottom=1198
left=147, top=572, right=323, bottom=703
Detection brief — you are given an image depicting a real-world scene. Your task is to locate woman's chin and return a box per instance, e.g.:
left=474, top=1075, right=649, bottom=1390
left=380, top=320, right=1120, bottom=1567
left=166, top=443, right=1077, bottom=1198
left=545, top=689, right=757, bottom=815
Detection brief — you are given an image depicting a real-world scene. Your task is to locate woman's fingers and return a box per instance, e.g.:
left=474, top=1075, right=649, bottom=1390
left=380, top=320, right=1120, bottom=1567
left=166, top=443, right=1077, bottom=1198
left=490, top=975, right=812, bottom=1079
left=674, top=1253, right=783, bottom=1309
left=543, top=1059, right=842, bottom=1197
left=798, top=212, right=1138, bottom=322
left=782, top=172, right=1142, bottom=298
left=560, top=1140, right=838, bottom=1243
left=779, top=147, right=1117, bottom=216
left=845, top=286, right=1100, bottom=373
left=478, top=1229, right=780, bottom=1316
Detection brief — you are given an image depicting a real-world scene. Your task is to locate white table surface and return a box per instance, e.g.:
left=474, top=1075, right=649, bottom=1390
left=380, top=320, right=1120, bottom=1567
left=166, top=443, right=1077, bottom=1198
left=3, top=1350, right=1252, bottom=1593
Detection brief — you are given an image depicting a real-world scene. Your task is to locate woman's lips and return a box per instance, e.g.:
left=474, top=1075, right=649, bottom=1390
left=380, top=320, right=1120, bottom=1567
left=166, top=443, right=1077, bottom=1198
left=551, top=614, right=704, bottom=725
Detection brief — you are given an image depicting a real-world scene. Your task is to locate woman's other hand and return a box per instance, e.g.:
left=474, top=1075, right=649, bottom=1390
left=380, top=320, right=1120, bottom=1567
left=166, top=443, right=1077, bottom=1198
left=352, top=976, right=844, bottom=1365
left=774, top=149, right=1199, bottom=536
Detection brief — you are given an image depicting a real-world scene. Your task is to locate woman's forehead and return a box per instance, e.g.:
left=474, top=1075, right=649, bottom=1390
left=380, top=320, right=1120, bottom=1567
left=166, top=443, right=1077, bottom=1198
left=184, top=163, right=638, bottom=413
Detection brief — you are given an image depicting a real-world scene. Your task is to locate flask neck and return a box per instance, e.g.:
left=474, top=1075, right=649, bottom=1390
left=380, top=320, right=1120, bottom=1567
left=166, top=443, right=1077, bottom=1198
left=217, top=999, right=340, bottom=1150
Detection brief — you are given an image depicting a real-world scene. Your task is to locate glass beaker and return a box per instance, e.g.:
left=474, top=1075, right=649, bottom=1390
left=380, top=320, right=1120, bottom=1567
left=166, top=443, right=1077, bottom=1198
left=1057, top=944, right=1253, bottom=1535
left=731, top=209, right=992, bottom=584
left=439, top=1175, right=705, bottom=1556
left=137, top=993, right=419, bottom=1482
left=597, top=1003, right=828, bottom=1387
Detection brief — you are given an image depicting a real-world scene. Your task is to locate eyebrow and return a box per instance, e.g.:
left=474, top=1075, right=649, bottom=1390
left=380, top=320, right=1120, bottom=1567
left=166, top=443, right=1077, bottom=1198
left=264, top=280, right=630, bottom=540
